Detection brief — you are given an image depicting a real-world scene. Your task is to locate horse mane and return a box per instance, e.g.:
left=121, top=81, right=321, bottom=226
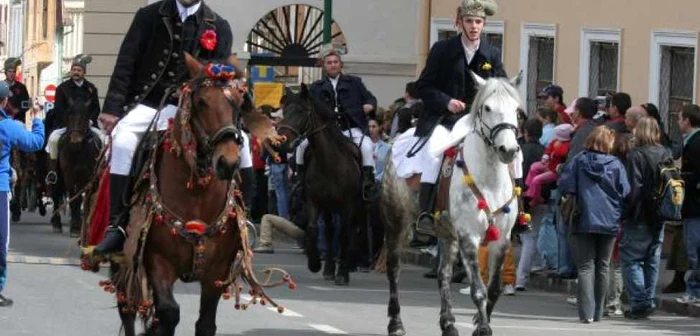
left=469, top=77, right=522, bottom=115
left=306, top=89, right=357, bottom=150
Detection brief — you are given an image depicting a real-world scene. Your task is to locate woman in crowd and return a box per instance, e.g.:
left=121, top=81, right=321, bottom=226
left=621, top=117, right=672, bottom=319
left=559, top=126, right=630, bottom=323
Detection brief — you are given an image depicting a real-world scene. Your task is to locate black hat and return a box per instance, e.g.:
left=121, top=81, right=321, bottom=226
left=538, top=84, right=563, bottom=98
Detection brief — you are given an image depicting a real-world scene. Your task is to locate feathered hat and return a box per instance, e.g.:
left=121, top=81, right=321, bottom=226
left=458, top=0, right=498, bottom=18
left=71, top=54, right=93, bottom=70
left=4, top=58, right=21, bottom=71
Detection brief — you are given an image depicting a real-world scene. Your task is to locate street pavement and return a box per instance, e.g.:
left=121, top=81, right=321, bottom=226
left=2, top=211, right=700, bottom=336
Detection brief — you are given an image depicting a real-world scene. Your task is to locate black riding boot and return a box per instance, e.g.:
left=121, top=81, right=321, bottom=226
left=361, top=166, right=380, bottom=201
left=93, top=174, right=131, bottom=255
left=293, top=165, right=306, bottom=199
left=414, top=183, right=436, bottom=237
left=238, top=167, right=255, bottom=214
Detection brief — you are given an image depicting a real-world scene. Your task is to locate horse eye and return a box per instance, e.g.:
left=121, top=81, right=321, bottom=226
left=484, top=105, right=492, bottom=113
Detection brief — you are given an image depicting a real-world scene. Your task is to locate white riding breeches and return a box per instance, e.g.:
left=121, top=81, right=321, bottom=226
left=46, top=127, right=106, bottom=160
left=295, top=127, right=375, bottom=167
left=109, top=104, right=252, bottom=175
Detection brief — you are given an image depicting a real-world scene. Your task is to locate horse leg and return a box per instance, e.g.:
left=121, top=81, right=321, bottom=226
left=438, top=238, right=460, bottom=336
left=146, top=255, right=180, bottom=336
left=51, top=192, right=62, bottom=233
left=110, top=263, right=137, bottom=336
left=195, top=273, right=227, bottom=336
left=485, top=241, right=508, bottom=321
left=69, top=194, right=82, bottom=237
left=335, top=210, right=354, bottom=286
left=322, top=212, right=336, bottom=281
left=305, top=204, right=322, bottom=273
left=457, top=238, right=491, bottom=336
left=385, top=226, right=406, bottom=336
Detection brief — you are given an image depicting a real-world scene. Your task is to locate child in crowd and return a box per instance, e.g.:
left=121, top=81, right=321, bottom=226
left=524, top=123, right=574, bottom=207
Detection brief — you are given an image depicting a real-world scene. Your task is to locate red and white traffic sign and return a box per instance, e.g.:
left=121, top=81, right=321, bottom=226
left=44, top=84, right=57, bottom=103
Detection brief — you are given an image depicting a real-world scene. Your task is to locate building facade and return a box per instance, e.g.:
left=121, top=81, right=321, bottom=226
left=430, top=0, right=699, bottom=135
left=85, top=0, right=427, bottom=109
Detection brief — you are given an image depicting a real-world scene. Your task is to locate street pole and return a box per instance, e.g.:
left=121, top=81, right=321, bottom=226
left=323, top=0, right=332, bottom=44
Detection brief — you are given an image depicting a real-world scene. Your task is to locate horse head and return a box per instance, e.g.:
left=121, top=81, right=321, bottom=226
left=65, top=100, right=92, bottom=144
left=173, top=53, right=248, bottom=181
left=469, top=71, right=523, bottom=163
left=276, top=84, right=335, bottom=153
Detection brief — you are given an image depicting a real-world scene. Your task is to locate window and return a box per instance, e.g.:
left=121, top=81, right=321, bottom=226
left=649, top=30, right=697, bottom=137
left=519, top=24, right=556, bottom=115
left=579, top=28, right=621, bottom=99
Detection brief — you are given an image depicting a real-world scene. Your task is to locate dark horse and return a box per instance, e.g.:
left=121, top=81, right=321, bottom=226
left=81, top=54, right=292, bottom=336
left=51, top=101, right=102, bottom=236
left=10, top=147, right=48, bottom=222
left=276, top=85, right=366, bottom=286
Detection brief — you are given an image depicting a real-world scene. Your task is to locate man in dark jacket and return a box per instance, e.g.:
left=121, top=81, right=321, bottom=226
left=294, top=46, right=379, bottom=200
left=676, top=104, right=700, bottom=304
left=93, top=0, right=245, bottom=255
left=45, top=55, right=103, bottom=185
left=3, top=58, right=30, bottom=122
left=412, top=0, right=506, bottom=236
left=605, top=92, right=631, bottom=134
left=567, top=98, right=598, bottom=161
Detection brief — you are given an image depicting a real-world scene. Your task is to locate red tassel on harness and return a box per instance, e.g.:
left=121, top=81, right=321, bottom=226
left=444, top=147, right=458, bottom=158
left=485, top=224, right=500, bottom=242
left=477, top=199, right=488, bottom=210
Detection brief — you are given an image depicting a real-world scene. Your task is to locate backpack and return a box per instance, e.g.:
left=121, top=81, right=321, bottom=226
left=643, top=151, right=685, bottom=221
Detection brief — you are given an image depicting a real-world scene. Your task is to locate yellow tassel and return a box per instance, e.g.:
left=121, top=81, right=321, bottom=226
left=462, top=175, right=474, bottom=185
left=524, top=213, right=532, bottom=222
left=433, top=211, right=441, bottom=219
left=514, top=186, right=522, bottom=196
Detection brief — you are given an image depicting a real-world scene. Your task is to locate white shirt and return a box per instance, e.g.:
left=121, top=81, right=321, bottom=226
left=328, top=75, right=340, bottom=112
left=463, top=39, right=480, bottom=65
left=175, top=0, right=201, bottom=23
left=73, top=80, right=84, bottom=87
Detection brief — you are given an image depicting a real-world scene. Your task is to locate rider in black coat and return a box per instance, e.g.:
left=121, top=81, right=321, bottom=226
left=3, top=58, right=30, bottom=123
left=94, top=0, right=238, bottom=255
left=413, top=0, right=507, bottom=237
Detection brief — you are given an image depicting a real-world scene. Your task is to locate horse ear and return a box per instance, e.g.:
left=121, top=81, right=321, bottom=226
left=510, top=71, right=524, bottom=88
left=226, top=54, right=245, bottom=79
left=300, top=83, right=310, bottom=99
left=184, top=52, right=203, bottom=79
left=470, top=71, right=486, bottom=88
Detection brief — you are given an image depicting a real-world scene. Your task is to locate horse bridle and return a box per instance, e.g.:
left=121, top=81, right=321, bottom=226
left=473, top=103, right=518, bottom=151
left=186, top=75, right=245, bottom=156
left=276, top=103, right=328, bottom=148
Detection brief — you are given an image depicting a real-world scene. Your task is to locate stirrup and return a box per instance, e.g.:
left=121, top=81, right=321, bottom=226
left=45, top=171, right=58, bottom=185
left=415, top=212, right=436, bottom=236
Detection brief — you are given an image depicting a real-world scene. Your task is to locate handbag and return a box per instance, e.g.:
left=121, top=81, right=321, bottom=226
left=560, top=169, right=581, bottom=230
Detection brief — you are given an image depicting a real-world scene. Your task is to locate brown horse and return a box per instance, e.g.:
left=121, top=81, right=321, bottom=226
left=81, top=54, right=292, bottom=336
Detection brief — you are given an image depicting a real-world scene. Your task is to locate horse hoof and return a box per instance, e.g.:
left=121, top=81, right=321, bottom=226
left=334, top=274, right=349, bottom=286
left=323, top=274, right=335, bottom=281
left=70, top=231, right=80, bottom=238
left=442, top=324, right=460, bottom=336
left=471, top=325, right=492, bottom=336
left=53, top=227, right=62, bottom=234
left=11, top=214, right=19, bottom=222
left=388, top=319, right=406, bottom=336
left=308, top=257, right=321, bottom=273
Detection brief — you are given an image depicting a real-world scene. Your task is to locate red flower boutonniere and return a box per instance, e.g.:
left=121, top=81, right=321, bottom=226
left=200, top=29, right=217, bottom=51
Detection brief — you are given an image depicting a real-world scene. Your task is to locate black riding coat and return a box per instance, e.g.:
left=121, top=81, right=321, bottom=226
left=415, top=35, right=507, bottom=137
left=7, top=80, right=30, bottom=122
left=309, top=74, right=377, bottom=131
left=682, top=130, right=700, bottom=218
left=102, top=0, right=233, bottom=117
left=50, top=79, right=100, bottom=130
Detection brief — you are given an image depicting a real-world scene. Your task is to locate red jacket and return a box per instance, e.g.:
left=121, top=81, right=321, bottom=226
left=556, top=105, right=572, bottom=124
left=544, top=139, right=570, bottom=172
left=251, top=136, right=266, bottom=170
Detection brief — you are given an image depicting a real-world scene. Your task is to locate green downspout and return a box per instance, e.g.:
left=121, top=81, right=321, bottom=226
left=323, top=0, right=332, bottom=44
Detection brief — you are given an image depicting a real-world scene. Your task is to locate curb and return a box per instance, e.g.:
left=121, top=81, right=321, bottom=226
left=397, top=249, right=700, bottom=319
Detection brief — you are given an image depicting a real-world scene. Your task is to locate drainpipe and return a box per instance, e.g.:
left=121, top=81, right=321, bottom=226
left=55, top=0, right=63, bottom=84
left=323, top=0, right=332, bottom=44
